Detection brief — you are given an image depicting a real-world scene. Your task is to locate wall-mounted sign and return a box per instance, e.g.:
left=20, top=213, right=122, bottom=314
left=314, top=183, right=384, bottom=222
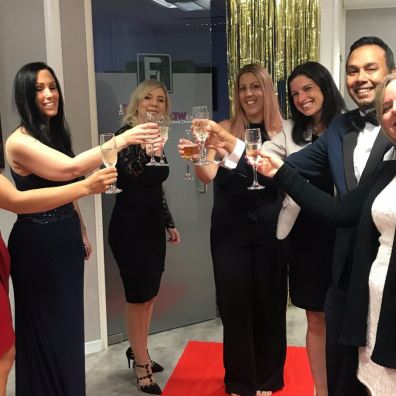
left=137, top=53, right=172, bottom=92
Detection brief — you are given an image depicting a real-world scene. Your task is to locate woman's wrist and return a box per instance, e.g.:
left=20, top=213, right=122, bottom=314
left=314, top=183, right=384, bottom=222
left=115, top=134, right=127, bottom=150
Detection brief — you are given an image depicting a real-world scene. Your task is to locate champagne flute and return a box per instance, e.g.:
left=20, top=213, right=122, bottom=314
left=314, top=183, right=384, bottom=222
left=144, top=111, right=159, bottom=166
left=245, top=128, right=265, bottom=190
left=182, top=128, right=199, bottom=180
left=99, top=133, right=122, bottom=194
left=192, top=105, right=211, bottom=165
left=157, top=117, right=169, bottom=167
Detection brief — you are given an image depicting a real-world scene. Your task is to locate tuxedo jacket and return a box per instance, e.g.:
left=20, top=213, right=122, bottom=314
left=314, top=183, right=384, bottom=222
left=274, top=160, right=396, bottom=368
left=285, top=109, right=392, bottom=287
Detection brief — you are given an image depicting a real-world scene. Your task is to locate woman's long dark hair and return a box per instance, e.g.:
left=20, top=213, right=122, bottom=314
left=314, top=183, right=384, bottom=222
left=13, top=62, right=74, bottom=156
left=287, top=61, right=347, bottom=145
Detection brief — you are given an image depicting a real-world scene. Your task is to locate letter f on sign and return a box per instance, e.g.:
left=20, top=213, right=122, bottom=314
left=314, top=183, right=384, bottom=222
left=144, top=57, right=161, bottom=80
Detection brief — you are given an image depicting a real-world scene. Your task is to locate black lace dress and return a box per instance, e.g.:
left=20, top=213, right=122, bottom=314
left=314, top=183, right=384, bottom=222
left=108, top=125, right=175, bottom=303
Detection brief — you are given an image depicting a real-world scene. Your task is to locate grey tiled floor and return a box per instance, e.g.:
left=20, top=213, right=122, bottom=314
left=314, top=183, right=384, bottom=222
left=6, top=306, right=306, bottom=396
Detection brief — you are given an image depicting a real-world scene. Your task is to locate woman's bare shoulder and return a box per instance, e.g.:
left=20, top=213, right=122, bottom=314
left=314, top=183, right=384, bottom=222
left=6, top=127, right=36, bottom=155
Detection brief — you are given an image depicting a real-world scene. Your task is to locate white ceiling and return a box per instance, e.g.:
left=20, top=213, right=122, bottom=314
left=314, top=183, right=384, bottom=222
left=344, top=0, right=396, bottom=9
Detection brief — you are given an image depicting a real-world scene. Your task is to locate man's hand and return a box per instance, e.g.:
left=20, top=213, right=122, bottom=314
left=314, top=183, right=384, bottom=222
left=201, top=120, right=237, bottom=155
left=249, top=150, right=284, bottom=178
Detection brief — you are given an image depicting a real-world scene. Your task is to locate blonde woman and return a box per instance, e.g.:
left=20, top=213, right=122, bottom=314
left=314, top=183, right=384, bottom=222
left=108, top=80, right=180, bottom=395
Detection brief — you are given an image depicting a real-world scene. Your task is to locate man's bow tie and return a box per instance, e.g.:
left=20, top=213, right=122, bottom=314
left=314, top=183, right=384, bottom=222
left=350, top=111, right=379, bottom=131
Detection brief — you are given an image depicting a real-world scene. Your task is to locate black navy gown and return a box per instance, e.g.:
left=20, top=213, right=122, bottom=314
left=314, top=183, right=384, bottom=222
left=8, top=171, right=86, bottom=396
left=108, top=125, right=175, bottom=303
left=211, top=125, right=287, bottom=396
left=288, top=150, right=336, bottom=311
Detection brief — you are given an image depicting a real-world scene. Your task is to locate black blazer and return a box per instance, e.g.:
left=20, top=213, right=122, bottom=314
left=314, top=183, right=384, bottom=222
left=285, top=110, right=392, bottom=287
left=274, top=160, right=396, bottom=368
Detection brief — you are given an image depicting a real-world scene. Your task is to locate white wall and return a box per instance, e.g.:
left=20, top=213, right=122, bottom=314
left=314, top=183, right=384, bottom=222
left=0, top=0, right=105, bottom=352
left=344, top=7, right=396, bottom=109
left=0, top=0, right=48, bottom=328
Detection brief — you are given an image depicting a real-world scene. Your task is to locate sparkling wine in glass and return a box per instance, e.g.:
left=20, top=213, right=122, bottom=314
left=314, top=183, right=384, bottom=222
left=144, top=111, right=160, bottom=166
left=182, top=128, right=199, bottom=180
left=157, top=117, right=169, bottom=167
left=192, top=105, right=211, bottom=165
left=99, top=133, right=122, bottom=194
left=245, top=128, right=265, bottom=190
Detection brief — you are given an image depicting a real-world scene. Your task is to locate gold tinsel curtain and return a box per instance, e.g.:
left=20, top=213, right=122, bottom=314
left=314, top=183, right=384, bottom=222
left=227, top=0, right=320, bottom=117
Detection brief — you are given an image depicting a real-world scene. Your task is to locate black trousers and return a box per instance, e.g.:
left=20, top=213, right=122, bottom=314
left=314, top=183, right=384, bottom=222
left=211, top=237, right=287, bottom=396
left=324, top=283, right=368, bottom=396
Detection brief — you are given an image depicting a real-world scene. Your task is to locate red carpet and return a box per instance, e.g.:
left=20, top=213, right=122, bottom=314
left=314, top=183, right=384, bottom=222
left=162, top=341, right=314, bottom=396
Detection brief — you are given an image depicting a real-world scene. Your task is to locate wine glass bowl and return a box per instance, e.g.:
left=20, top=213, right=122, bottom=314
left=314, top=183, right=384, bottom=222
left=158, top=117, right=170, bottom=167
left=183, top=144, right=200, bottom=160
left=99, top=133, right=122, bottom=194
left=245, top=128, right=265, bottom=190
left=182, top=128, right=199, bottom=180
left=192, top=105, right=211, bottom=165
left=143, top=111, right=160, bottom=166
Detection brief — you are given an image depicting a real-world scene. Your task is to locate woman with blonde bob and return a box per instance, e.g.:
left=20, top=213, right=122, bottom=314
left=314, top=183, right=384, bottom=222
left=179, top=63, right=287, bottom=396
left=109, top=79, right=180, bottom=395
left=254, top=73, right=396, bottom=395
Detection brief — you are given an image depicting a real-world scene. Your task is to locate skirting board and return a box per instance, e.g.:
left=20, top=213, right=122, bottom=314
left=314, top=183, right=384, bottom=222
left=85, top=339, right=104, bottom=355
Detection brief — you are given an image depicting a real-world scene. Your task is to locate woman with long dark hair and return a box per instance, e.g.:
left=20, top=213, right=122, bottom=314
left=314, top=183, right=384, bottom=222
left=6, top=62, right=159, bottom=396
left=262, top=61, right=346, bottom=396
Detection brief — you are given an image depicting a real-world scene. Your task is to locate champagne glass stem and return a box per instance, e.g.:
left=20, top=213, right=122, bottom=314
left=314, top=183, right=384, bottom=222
left=159, top=143, right=168, bottom=166
left=252, top=164, right=259, bottom=187
left=146, top=142, right=157, bottom=166
left=183, top=160, right=192, bottom=180
left=160, top=143, right=164, bottom=164
left=151, top=143, right=156, bottom=162
left=199, top=140, right=205, bottom=163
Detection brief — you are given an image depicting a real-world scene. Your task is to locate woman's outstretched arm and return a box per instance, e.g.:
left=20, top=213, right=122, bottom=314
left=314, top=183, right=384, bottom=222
left=0, top=167, right=116, bottom=214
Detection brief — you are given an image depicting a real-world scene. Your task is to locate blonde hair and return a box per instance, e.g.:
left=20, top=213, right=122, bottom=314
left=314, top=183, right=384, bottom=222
left=123, top=80, right=171, bottom=126
left=375, top=72, right=396, bottom=144
left=230, top=63, right=283, bottom=139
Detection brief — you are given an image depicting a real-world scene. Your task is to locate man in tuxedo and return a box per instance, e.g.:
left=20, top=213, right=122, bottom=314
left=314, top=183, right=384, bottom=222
left=202, top=36, right=395, bottom=395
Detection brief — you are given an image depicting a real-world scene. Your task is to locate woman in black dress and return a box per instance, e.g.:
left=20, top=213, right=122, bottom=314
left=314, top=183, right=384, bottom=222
left=108, top=80, right=180, bottom=395
left=179, top=64, right=287, bottom=396
left=6, top=62, right=159, bottom=396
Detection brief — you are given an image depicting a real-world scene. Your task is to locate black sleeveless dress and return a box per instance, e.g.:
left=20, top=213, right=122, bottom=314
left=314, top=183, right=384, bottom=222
left=8, top=171, right=86, bottom=396
left=108, top=125, right=175, bottom=303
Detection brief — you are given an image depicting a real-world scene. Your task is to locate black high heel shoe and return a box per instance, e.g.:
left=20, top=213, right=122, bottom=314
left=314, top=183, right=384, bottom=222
left=126, top=347, right=164, bottom=373
left=134, top=362, right=162, bottom=395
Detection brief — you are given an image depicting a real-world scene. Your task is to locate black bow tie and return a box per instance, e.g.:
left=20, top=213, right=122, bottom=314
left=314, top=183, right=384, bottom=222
left=350, top=111, right=379, bottom=131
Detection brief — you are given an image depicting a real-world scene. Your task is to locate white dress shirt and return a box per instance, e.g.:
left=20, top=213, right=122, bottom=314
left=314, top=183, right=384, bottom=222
left=353, top=122, right=381, bottom=182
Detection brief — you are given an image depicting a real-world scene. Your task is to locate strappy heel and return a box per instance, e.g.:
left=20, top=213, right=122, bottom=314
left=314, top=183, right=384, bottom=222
left=126, top=346, right=164, bottom=372
left=134, top=362, right=162, bottom=395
